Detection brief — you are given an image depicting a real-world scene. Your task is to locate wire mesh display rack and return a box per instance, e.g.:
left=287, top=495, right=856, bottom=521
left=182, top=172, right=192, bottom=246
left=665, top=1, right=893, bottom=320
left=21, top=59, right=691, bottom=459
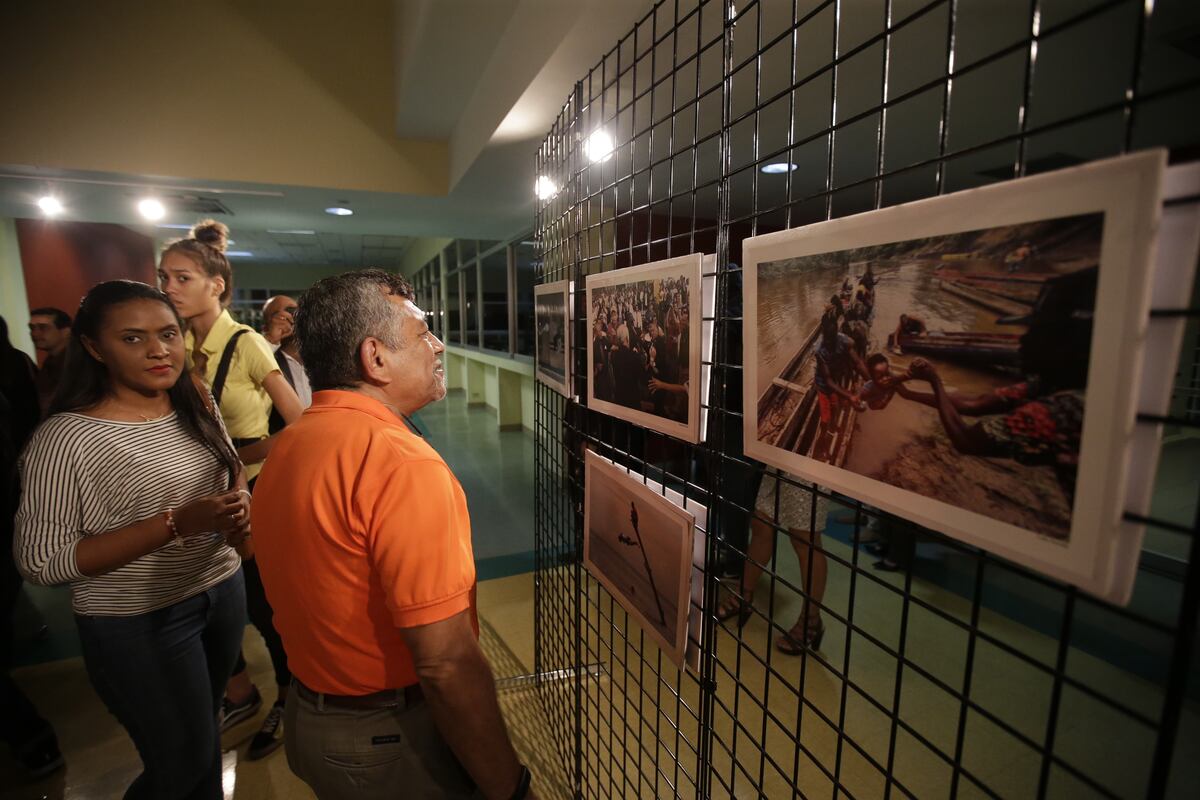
left=533, top=1, right=1200, bottom=797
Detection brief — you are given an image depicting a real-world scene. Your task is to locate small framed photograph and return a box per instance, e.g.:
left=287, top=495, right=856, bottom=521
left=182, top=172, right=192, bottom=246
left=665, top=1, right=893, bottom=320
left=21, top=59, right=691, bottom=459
left=744, top=150, right=1168, bottom=603
left=584, top=450, right=696, bottom=666
left=535, top=280, right=572, bottom=397
left=586, top=254, right=704, bottom=442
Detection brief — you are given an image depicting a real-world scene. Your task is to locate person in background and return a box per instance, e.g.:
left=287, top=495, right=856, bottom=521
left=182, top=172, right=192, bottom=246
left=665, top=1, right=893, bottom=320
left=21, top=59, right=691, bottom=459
left=252, top=270, right=537, bottom=800
left=27, top=307, right=71, bottom=414
left=0, top=317, right=40, bottom=451
left=14, top=280, right=251, bottom=798
left=1, top=316, right=61, bottom=778
left=159, top=219, right=304, bottom=761
left=261, top=295, right=298, bottom=348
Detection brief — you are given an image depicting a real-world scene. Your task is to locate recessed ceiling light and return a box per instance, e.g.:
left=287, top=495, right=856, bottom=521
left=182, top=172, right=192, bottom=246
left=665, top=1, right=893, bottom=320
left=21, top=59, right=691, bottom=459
left=138, top=198, right=166, bottom=220
left=583, top=129, right=614, bottom=163
left=534, top=175, right=558, bottom=200
left=760, top=162, right=797, bottom=174
left=325, top=207, right=353, bottom=216
left=37, top=196, right=63, bottom=216
left=226, top=250, right=253, bottom=257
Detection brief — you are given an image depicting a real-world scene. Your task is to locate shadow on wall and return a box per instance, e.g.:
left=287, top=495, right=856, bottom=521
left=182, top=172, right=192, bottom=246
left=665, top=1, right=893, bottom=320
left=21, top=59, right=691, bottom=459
left=16, top=220, right=156, bottom=325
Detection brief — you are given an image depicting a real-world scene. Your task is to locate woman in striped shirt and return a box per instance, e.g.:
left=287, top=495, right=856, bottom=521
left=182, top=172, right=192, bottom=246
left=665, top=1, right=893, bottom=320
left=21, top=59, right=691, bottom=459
left=15, top=280, right=251, bottom=800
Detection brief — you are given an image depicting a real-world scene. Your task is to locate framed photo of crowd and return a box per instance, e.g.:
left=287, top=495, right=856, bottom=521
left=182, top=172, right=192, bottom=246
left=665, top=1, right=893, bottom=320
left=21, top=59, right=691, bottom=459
left=743, top=150, right=1169, bottom=604
left=586, top=254, right=704, bottom=443
left=535, top=280, right=571, bottom=397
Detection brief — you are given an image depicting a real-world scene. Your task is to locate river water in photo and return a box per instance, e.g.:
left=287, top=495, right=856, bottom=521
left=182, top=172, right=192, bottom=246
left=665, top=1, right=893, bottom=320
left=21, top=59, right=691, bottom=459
left=755, top=256, right=1077, bottom=539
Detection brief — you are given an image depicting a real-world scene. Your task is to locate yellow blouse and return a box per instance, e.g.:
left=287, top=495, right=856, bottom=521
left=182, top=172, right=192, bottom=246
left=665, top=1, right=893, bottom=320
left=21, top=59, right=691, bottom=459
left=185, top=310, right=279, bottom=478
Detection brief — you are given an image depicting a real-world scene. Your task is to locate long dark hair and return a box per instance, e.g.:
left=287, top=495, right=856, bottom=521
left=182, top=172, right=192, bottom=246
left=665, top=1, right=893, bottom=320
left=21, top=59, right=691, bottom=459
left=49, top=281, right=240, bottom=486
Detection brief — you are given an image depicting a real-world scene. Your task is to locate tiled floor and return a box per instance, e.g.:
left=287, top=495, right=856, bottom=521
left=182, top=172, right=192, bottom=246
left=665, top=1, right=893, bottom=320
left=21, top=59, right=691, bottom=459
left=4, top=394, right=1196, bottom=798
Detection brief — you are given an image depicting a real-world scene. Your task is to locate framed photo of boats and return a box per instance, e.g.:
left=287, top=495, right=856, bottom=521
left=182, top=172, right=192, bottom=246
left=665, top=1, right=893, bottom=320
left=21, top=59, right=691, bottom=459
left=535, top=280, right=572, bottom=397
left=586, top=254, right=704, bottom=442
left=743, top=150, right=1168, bottom=603
left=584, top=450, right=697, bottom=668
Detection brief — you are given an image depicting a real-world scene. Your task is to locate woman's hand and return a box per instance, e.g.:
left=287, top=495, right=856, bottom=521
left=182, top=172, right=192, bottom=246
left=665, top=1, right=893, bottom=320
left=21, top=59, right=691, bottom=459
left=174, top=490, right=248, bottom=536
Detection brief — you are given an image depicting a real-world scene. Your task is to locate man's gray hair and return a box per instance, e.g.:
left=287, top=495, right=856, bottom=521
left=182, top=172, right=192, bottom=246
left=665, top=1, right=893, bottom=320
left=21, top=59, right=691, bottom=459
left=296, top=269, right=416, bottom=391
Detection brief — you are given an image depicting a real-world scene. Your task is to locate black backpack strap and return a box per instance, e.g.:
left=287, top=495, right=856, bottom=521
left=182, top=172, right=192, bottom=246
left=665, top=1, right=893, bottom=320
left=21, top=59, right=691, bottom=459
left=211, top=329, right=250, bottom=406
left=273, top=348, right=295, bottom=389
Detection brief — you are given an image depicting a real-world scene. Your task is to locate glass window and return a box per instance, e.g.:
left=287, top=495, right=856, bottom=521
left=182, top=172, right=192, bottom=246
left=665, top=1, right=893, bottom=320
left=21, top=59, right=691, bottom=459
left=482, top=248, right=509, bottom=352
left=446, top=271, right=461, bottom=344
left=459, top=239, right=478, bottom=263
left=514, top=238, right=538, bottom=356
left=463, top=264, right=479, bottom=347
left=443, top=243, right=458, bottom=272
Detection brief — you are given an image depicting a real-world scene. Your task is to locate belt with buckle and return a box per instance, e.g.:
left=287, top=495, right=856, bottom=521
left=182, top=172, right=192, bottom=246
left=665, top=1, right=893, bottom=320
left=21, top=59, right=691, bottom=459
left=294, top=679, right=424, bottom=711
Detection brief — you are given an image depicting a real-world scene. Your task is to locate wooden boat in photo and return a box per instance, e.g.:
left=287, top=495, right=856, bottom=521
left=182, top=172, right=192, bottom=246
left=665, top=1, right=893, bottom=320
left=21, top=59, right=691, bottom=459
left=756, top=278, right=862, bottom=466
left=891, top=330, right=1022, bottom=368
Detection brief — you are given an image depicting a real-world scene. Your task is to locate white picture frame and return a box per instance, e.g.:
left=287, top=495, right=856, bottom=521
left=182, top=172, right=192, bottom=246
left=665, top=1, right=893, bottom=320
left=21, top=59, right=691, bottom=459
left=743, top=150, right=1168, bottom=604
left=534, top=279, right=571, bottom=397
left=583, top=450, right=696, bottom=667
left=586, top=254, right=704, bottom=443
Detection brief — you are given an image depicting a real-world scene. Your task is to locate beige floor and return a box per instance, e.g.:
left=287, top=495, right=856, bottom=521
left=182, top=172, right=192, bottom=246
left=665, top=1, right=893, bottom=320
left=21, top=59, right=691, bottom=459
left=0, top=573, right=565, bottom=800
left=5, top=562, right=1197, bottom=799
left=546, top=532, right=1200, bottom=800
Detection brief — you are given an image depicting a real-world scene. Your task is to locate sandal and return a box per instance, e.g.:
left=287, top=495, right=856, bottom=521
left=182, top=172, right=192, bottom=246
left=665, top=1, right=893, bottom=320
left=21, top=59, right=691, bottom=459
left=776, top=610, right=825, bottom=655
left=715, top=590, right=754, bottom=631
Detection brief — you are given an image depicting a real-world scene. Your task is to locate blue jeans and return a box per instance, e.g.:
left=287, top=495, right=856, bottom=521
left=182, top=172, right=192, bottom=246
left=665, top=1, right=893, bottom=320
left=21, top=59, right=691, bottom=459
left=76, top=571, right=246, bottom=800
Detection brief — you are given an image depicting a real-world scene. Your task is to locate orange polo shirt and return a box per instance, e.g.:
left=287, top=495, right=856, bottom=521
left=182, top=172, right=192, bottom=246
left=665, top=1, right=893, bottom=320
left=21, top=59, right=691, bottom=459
left=251, top=390, right=477, bottom=695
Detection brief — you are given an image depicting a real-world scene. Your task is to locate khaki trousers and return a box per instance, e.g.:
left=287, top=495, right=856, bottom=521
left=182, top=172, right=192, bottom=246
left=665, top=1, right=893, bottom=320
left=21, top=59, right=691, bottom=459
left=284, top=683, right=480, bottom=799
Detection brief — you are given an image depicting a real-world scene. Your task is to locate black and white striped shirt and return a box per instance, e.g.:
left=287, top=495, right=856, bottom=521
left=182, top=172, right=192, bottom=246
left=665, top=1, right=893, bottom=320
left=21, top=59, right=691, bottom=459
left=14, top=412, right=242, bottom=616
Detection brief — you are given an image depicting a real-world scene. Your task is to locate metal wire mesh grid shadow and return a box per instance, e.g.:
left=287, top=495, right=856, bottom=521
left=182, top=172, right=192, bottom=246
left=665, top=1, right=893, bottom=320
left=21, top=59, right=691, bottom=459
left=532, top=1, right=1200, bottom=798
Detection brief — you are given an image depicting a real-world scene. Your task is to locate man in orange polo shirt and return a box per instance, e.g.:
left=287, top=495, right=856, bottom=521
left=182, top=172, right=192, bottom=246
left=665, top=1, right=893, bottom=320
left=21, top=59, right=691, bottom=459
left=251, top=270, right=535, bottom=800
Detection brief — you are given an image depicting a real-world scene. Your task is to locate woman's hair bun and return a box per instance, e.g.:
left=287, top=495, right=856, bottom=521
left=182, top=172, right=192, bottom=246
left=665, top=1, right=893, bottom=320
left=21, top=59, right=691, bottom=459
left=190, top=219, right=229, bottom=253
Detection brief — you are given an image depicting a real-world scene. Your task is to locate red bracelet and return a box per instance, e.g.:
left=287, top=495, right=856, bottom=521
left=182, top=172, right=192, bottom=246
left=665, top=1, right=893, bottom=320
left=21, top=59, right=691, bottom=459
left=164, top=509, right=183, bottom=547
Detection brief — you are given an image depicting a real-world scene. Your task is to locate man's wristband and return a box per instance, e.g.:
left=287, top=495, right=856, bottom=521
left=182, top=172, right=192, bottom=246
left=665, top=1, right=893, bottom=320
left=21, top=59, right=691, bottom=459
left=508, top=765, right=531, bottom=800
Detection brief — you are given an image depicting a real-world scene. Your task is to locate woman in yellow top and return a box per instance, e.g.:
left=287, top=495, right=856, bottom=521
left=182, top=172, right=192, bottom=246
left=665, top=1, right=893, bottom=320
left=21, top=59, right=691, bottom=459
left=159, top=219, right=303, bottom=761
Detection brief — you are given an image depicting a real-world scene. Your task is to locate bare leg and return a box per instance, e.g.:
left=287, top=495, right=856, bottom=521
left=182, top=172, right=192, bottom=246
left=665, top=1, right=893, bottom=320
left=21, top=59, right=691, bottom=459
left=776, top=528, right=829, bottom=653
left=716, top=516, right=775, bottom=622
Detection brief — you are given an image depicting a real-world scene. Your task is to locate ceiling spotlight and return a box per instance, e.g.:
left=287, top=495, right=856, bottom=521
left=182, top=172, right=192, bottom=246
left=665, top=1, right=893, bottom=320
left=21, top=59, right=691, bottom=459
left=325, top=206, right=353, bottom=216
left=37, top=196, right=63, bottom=216
left=534, top=175, right=558, bottom=200
left=583, top=129, right=614, bottom=163
left=760, top=162, right=798, bottom=174
left=138, top=198, right=166, bottom=220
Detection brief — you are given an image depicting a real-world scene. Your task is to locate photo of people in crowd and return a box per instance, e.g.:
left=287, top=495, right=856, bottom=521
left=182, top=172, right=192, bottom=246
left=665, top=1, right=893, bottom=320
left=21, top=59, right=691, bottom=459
left=535, top=281, right=570, bottom=396
left=586, top=254, right=702, bottom=442
left=750, top=213, right=1105, bottom=542
left=584, top=451, right=695, bottom=665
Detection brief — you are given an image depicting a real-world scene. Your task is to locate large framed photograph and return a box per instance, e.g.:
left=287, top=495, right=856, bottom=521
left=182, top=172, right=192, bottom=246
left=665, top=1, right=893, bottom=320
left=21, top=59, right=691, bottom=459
left=584, top=450, right=696, bottom=666
left=744, top=151, right=1167, bottom=603
left=587, top=254, right=703, bottom=442
left=535, top=280, right=571, bottom=396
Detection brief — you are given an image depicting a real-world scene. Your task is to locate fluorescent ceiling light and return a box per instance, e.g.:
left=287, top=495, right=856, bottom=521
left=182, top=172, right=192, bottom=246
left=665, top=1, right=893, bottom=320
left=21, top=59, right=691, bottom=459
left=583, top=129, right=614, bottom=163
left=325, top=207, right=353, bottom=216
left=156, top=223, right=192, bottom=230
left=226, top=251, right=253, bottom=257
left=138, top=198, right=166, bottom=220
left=267, top=229, right=317, bottom=235
left=760, top=162, right=797, bottom=174
left=37, top=196, right=63, bottom=216
left=534, top=175, right=558, bottom=200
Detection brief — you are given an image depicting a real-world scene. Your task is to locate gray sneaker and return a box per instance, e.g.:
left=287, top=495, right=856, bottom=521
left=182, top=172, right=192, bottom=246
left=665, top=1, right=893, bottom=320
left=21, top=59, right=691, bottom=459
left=246, top=702, right=284, bottom=761
left=220, top=687, right=262, bottom=733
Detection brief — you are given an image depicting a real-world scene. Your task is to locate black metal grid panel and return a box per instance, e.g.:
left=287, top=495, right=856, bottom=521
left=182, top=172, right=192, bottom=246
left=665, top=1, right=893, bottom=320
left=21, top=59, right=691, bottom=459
left=534, top=1, right=1200, bottom=798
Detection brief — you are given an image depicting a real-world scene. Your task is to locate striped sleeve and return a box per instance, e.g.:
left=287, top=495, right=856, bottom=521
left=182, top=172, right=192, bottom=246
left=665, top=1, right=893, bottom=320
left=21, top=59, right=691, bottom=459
left=14, top=420, right=87, bottom=585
